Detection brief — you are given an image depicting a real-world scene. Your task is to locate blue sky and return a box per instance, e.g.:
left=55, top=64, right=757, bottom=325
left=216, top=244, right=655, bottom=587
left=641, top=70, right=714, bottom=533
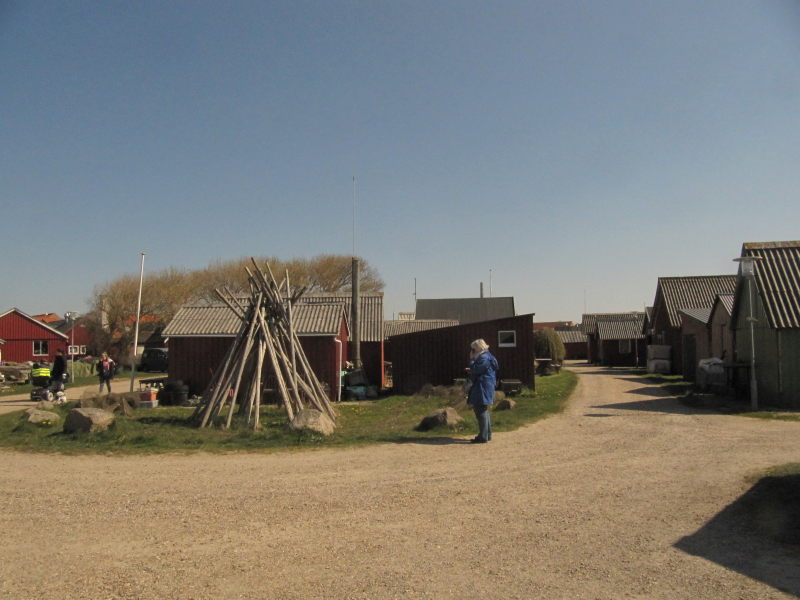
left=2, top=1, right=799, bottom=322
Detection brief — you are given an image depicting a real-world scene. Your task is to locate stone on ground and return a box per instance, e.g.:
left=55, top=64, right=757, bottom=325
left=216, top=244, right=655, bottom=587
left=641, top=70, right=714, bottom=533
left=64, top=408, right=116, bottom=434
left=494, top=398, right=517, bottom=411
left=26, top=409, right=60, bottom=425
left=416, top=407, right=464, bottom=431
left=290, top=409, right=335, bottom=436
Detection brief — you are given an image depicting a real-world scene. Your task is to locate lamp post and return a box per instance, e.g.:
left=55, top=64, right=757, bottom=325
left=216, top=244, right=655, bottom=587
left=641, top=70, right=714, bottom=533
left=65, top=311, right=77, bottom=383
left=734, top=256, right=762, bottom=410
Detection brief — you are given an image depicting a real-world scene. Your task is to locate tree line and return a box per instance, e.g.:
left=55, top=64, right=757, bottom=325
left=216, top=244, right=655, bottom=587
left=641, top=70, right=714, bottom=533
left=83, top=255, right=383, bottom=361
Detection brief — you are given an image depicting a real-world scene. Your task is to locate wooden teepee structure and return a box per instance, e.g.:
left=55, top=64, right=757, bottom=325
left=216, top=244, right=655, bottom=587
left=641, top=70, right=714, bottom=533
left=191, top=259, right=337, bottom=430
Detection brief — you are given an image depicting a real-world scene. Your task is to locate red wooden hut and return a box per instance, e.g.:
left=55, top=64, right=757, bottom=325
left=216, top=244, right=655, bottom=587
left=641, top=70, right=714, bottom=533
left=0, top=308, right=69, bottom=363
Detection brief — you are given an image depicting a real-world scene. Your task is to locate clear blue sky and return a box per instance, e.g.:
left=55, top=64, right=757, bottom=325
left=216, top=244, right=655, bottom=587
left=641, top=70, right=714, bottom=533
left=2, top=1, right=799, bottom=322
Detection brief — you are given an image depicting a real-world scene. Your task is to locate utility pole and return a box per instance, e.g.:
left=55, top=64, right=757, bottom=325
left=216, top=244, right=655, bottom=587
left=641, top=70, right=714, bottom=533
left=130, top=252, right=146, bottom=392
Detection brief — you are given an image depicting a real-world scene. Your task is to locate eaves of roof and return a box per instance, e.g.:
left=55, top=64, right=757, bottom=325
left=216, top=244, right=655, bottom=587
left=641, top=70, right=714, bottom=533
left=657, top=275, right=737, bottom=328
left=738, top=241, right=800, bottom=329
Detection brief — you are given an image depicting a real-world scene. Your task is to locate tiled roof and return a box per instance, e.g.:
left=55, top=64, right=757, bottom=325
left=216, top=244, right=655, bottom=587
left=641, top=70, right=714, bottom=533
left=384, top=319, right=459, bottom=338
left=657, top=275, right=737, bottom=328
left=595, top=313, right=646, bottom=341
left=163, top=302, right=347, bottom=337
left=742, top=241, right=800, bottom=329
left=679, top=307, right=713, bottom=326
left=415, top=297, right=515, bottom=324
left=555, top=329, right=587, bottom=344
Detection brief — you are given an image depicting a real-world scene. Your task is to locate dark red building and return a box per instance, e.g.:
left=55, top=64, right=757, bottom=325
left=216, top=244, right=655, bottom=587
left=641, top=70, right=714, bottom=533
left=390, top=314, right=536, bottom=395
left=0, top=308, right=69, bottom=363
left=163, top=301, right=350, bottom=400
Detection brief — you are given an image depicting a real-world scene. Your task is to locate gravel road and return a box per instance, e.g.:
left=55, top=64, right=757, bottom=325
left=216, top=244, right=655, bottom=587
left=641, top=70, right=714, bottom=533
left=1, top=364, right=799, bottom=599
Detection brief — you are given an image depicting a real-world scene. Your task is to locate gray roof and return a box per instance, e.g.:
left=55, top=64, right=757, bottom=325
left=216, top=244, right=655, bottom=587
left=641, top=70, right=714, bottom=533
left=384, top=319, right=459, bottom=338
left=594, top=313, right=646, bottom=341
left=679, top=307, right=713, bottom=326
left=163, top=302, right=347, bottom=337
left=711, top=293, right=734, bottom=318
left=295, top=292, right=383, bottom=342
left=581, top=312, right=641, bottom=334
left=656, top=275, right=737, bottom=328
left=741, top=241, right=800, bottom=329
left=415, top=297, right=515, bottom=324
left=555, top=329, right=587, bottom=344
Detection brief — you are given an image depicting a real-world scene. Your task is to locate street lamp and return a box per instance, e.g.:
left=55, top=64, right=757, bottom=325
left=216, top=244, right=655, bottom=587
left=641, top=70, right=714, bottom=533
left=733, top=256, right=762, bottom=410
left=64, top=311, right=78, bottom=383
left=130, top=252, right=146, bottom=392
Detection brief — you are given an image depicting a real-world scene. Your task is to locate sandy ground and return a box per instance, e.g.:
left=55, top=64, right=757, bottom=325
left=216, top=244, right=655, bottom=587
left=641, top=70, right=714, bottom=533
left=1, top=363, right=799, bottom=599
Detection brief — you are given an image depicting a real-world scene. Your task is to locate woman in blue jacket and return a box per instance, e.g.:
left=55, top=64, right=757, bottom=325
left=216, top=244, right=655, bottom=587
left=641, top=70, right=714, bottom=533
left=466, top=338, right=499, bottom=444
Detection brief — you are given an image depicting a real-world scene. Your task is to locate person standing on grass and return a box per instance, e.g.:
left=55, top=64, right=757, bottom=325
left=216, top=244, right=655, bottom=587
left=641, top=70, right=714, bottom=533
left=50, top=348, right=68, bottom=393
left=466, top=338, right=499, bottom=444
left=97, top=352, right=115, bottom=394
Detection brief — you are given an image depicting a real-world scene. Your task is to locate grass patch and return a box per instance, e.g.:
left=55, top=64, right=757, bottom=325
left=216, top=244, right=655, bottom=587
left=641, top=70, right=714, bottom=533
left=736, top=411, right=800, bottom=423
left=0, top=370, right=577, bottom=454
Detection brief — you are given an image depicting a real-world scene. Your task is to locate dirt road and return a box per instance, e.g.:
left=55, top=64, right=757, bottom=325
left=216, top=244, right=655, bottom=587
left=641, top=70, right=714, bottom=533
left=0, top=376, right=151, bottom=415
left=1, top=364, right=798, bottom=599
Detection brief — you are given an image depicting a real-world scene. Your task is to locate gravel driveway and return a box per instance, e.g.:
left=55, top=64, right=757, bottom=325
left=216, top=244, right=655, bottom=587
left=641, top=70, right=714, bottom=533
left=1, top=364, right=799, bottom=599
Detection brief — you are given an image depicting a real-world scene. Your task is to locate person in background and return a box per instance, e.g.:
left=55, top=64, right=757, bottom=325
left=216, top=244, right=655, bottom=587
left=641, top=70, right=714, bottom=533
left=97, top=352, right=115, bottom=394
left=50, top=348, right=68, bottom=393
left=466, top=338, right=499, bottom=444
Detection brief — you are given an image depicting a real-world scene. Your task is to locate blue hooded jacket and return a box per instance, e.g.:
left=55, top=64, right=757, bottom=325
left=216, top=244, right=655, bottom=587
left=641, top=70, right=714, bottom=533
left=467, top=351, right=499, bottom=406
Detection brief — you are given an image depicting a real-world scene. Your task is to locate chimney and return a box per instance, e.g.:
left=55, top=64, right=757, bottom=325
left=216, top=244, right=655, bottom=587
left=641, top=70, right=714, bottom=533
left=351, top=257, right=361, bottom=368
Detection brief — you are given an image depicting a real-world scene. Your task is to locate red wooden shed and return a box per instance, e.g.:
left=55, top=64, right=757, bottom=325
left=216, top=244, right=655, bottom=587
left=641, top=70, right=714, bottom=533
left=0, top=308, right=69, bottom=363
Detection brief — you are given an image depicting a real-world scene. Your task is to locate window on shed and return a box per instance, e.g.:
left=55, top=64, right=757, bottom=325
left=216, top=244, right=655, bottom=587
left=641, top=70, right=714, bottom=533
left=80, top=345, right=87, bottom=354
left=498, top=330, right=517, bottom=348
left=33, top=340, right=48, bottom=356
left=619, top=339, right=631, bottom=354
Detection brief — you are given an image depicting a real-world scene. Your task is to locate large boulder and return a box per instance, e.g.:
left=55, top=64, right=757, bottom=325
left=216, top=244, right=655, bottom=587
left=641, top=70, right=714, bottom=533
left=26, top=409, right=60, bottom=426
left=416, top=407, right=464, bottom=431
left=494, top=397, right=517, bottom=411
left=64, top=408, right=116, bottom=434
left=290, top=409, right=335, bottom=436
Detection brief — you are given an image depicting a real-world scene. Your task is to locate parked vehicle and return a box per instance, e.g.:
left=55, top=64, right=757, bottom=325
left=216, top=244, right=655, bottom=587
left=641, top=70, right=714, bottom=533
left=139, top=348, right=168, bottom=372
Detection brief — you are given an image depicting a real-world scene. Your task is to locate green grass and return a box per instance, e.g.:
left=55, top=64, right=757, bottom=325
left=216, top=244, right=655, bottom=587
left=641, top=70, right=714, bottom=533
left=0, top=370, right=578, bottom=454
left=735, top=411, right=800, bottom=422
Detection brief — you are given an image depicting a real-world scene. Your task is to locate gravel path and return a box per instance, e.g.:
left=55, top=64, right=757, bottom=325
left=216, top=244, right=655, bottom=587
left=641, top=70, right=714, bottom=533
left=0, top=377, right=151, bottom=416
left=1, top=364, right=799, bottom=599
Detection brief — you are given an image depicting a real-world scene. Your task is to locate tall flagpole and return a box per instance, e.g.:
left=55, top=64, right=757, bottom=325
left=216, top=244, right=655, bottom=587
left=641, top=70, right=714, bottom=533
left=130, top=252, right=146, bottom=392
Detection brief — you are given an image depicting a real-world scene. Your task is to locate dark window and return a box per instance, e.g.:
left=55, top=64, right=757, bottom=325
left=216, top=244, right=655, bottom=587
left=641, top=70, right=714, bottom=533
left=498, top=330, right=517, bottom=348
left=33, top=340, right=48, bottom=356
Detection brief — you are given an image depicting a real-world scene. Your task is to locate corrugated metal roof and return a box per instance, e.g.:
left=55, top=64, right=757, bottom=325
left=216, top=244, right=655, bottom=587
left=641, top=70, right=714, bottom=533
left=163, top=302, right=346, bottom=337
left=657, top=275, right=737, bottom=328
left=556, top=329, right=587, bottom=344
left=716, top=293, right=734, bottom=316
left=415, top=297, right=515, bottom=324
left=679, top=307, right=712, bottom=326
left=742, top=241, right=800, bottom=329
left=581, top=312, right=641, bottom=334
left=595, top=313, right=646, bottom=341
left=384, top=319, right=459, bottom=338
left=296, top=292, right=383, bottom=342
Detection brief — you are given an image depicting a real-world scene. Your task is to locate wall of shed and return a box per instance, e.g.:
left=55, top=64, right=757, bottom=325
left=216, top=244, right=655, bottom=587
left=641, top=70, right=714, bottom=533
left=564, top=341, right=587, bottom=360
left=168, top=335, right=345, bottom=401
left=391, top=315, right=535, bottom=395
left=680, top=319, right=710, bottom=380
left=356, top=341, right=384, bottom=389
left=598, top=339, right=646, bottom=367
left=709, top=307, right=733, bottom=360
left=733, top=283, right=800, bottom=408
left=0, top=312, right=67, bottom=363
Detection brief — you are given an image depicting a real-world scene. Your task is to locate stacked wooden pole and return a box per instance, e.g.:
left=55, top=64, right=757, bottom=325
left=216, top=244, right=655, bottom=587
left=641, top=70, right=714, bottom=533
left=191, top=259, right=337, bottom=429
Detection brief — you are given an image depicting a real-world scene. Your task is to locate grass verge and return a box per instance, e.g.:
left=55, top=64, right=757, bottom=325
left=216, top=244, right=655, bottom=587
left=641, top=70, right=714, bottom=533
left=0, top=370, right=577, bottom=454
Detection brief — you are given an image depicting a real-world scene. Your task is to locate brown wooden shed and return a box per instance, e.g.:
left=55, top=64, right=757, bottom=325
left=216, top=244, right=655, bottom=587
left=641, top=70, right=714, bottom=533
left=390, top=314, right=536, bottom=395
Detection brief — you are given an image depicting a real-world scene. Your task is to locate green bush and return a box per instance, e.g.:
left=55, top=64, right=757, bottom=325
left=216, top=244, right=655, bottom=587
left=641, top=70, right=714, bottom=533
left=533, top=328, right=565, bottom=363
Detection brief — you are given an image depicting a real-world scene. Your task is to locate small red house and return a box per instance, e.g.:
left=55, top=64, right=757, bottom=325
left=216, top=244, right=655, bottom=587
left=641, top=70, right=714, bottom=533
left=0, top=308, right=69, bottom=363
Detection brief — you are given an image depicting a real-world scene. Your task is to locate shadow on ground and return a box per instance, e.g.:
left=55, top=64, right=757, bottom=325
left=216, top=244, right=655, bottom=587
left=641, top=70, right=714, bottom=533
left=592, top=397, right=695, bottom=415
left=676, top=475, right=800, bottom=597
